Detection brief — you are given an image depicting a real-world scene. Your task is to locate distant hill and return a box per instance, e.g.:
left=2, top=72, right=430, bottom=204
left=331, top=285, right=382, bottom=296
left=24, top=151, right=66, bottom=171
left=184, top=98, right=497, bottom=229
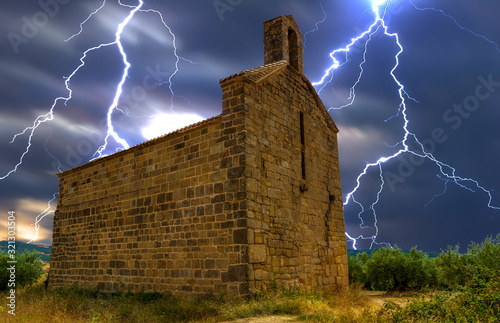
left=348, top=249, right=440, bottom=259
left=0, top=241, right=51, bottom=263
left=2, top=243, right=443, bottom=264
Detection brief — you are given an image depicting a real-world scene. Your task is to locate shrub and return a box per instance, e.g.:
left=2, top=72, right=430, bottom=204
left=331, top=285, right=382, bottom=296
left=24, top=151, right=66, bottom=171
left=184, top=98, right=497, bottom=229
left=387, top=271, right=500, bottom=322
left=458, top=268, right=500, bottom=320
left=386, top=234, right=500, bottom=322
left=434, top=244, right=468, bottom=289
left=364, top=246, right=436, bottom=291
left=466, top=234, right=500, bottom=273
left=0, top=250, right=45, bottom=291
left=435, top=234, right=500, bottom=289
left=348, top=252, right=369, bottom=288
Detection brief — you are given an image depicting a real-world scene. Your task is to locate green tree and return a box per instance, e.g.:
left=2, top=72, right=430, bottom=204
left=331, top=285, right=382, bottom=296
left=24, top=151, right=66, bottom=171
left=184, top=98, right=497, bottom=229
left=386, top=234, right=500, bottom=322
left=435, top=234, right=500, bottom=289
left=365, top=246, right=436, bottom=291
left=0, top=250, right=45, bottom=291
left=434, top=245, right=468, bottom=289
left=466, top=234, right=500, bottom=272
left=348, top=252, right=369, bottom=287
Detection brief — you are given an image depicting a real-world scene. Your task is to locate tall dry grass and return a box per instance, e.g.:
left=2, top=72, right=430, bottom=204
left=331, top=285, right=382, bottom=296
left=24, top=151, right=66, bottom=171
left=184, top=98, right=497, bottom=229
left=1, top=278, right=391, bottom=323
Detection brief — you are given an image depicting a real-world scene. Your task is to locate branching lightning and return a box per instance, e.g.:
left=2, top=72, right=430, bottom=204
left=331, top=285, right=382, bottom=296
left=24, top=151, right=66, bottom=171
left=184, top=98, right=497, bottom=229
left=408, top=0, right=500, bottom=54
left=303, top=0, right=327, bottom=49
left=27, top=193, right=58, bottom=244
left=313, top=0, right=500, bottom=249
left=2, top=0, right=186, bottom=242
left=65, top=0, right=107, bottom=42
left=93, top=1, right=143, bottom=157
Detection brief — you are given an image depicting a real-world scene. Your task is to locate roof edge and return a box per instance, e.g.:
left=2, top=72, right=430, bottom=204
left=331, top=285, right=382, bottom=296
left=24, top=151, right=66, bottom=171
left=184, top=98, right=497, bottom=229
left=57, top=114, right=223, bottom=177
left=219, top=60, right=288, bottom=85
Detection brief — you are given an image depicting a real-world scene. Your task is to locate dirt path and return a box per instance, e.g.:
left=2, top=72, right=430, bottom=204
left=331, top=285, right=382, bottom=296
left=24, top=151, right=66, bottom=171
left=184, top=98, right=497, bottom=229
left=363, top=290, right=415, bottom=309
left=220, top=291, right=417, bottom=322
left=222, top=316, right=298, bottom=323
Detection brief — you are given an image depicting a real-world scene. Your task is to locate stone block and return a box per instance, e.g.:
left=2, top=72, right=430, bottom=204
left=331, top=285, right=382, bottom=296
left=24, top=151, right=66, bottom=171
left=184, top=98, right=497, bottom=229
left=248, top=244, right=267, bottom=263
left=233, top=229, right=248, bottom=244
left=223, top=264, right=247, bottom=282
left=254, top=270, right=268, bottom=281
left=227, top=166, right=245, bottom=179
left=247, top=219, right=261, bottom=229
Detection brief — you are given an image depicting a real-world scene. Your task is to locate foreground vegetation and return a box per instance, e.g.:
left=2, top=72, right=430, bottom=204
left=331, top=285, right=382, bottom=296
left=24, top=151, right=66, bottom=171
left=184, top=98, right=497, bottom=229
left=0, top=280, right=384, bottom=322
left=349, top=234, right=500, bottom=322
left=349, top=234, right=500, bottom=291
left=0, top=250, right=45, bottom=292
left=0, top=235, right=498, bottom=322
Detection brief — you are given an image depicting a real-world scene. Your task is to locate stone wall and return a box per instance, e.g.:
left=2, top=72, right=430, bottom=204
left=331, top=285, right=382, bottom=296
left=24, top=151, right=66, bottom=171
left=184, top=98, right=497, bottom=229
left=50, top=110, right=250, bottom=297
left=220, top=64, right=348, bottom=293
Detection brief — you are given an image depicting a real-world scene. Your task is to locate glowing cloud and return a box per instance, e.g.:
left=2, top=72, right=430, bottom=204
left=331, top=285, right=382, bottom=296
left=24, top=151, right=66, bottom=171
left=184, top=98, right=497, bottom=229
left=371, top=0, right=388, bottom=8
left=141, top=113, right=205, bottom=140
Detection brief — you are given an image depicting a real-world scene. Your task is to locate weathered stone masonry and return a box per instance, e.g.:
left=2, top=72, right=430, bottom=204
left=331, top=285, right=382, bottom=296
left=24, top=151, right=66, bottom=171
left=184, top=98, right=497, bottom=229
left=49, top=15, right=348, bottom=297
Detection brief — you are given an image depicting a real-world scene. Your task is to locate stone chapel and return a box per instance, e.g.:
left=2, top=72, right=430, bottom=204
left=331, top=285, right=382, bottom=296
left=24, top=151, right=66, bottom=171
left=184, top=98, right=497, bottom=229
left=49, top=15, right=348, bottom=297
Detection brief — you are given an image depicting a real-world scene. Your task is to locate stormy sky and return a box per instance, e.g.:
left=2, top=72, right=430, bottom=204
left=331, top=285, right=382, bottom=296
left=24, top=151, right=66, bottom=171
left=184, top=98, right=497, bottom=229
left=0, top=0, right=499, bottom=251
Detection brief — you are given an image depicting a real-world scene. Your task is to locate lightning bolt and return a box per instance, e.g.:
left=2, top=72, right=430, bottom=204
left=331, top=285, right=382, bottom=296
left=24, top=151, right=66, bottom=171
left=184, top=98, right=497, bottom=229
left=425, top=175, right=451, bottom=208
left=303, top=0, right=327, bottom=49
left=92, top=0, right=145, bottom=158
left=2, top=0, right=186, bottom=242
left=1, top=0, right=134, bottom=180
left=65, top=0, right=107, bottom=42
left=27, top=193, right=58, bottom=244
left=408, top=0, right=500, bottom=54
left=313, top=0, right=500, bottom=249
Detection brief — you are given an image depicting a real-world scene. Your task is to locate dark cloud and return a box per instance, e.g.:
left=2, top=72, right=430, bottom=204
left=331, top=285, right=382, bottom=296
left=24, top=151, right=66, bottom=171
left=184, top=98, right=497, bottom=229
left=1, top=0, right=499, bottom=250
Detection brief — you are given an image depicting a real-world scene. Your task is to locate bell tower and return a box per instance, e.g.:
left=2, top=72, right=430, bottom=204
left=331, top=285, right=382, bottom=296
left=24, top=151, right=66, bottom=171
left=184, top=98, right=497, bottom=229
left=263, top=15, right=304, bottom=74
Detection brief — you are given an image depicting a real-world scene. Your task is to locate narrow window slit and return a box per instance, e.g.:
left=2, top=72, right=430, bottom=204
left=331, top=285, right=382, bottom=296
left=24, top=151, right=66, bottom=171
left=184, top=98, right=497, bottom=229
left=300, top=112, right=306, bottom=180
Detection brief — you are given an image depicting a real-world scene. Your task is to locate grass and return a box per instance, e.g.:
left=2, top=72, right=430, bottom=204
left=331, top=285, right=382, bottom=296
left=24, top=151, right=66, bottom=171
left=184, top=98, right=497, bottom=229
left=0, top=277, right=385, bottom=323
left=1, top=276, right=497, bottom=322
